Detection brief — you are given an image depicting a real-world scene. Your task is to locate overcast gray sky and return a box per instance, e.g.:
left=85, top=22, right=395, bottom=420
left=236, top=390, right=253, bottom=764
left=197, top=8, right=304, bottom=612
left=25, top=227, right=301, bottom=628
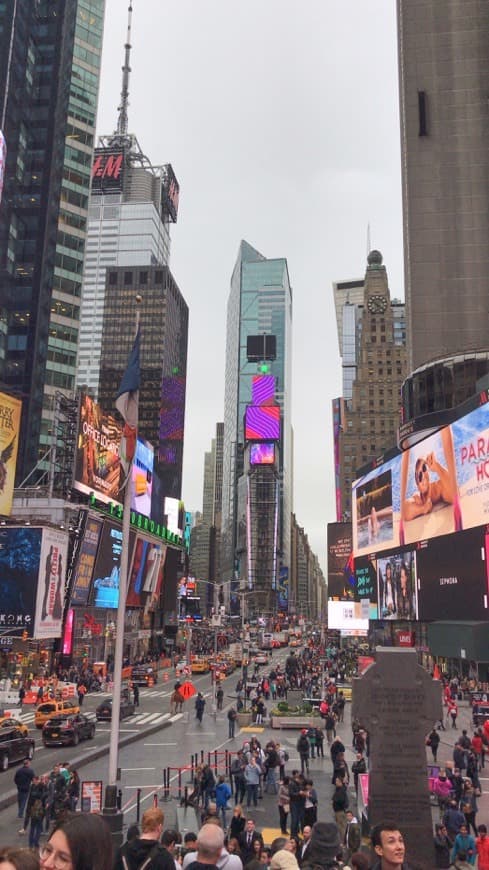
left=95, top=0, right=403, bottom=572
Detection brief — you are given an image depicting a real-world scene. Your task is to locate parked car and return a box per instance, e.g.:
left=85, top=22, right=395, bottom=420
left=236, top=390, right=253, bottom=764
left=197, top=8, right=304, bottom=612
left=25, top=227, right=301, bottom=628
left=253, top=653, right=269, bottom=665
left=0, top=716, right=29, bottom=737
left=96, top=692, right=135, bottom=722
left=42, top=713, right=95, bottom=747
left=0, top=727, right=35, bottom=771
left=131, top=665, right=158, bottom=686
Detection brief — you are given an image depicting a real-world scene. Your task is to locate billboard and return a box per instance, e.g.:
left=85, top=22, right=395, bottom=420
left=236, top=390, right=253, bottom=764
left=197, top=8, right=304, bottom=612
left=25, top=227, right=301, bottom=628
left=70, top=516, right=103, bottom=606
left=278, top=566, right=289, bottom=611
left=0, top=392, right=22, bottom=516
left=250, top=443, right=275, bottom=465
left=165, top=497, right=184, bottom=537
left=91, top=148, right=125, bottom=193
left=0, top=526, right=42, bottom=634
left=161, top=164, right=180, bottom=223
left=90, top=520, right=127, bottom=609
left=245, top=404, right=280, bottom=441
left=352, top=399, right=489, bottom=558
left=127, top=536, right=164, bottom=607
left=327, top=600, right=369, bottom=632
left=327, top=522, right=355, bottom=599
left=74, top=394, right=123, bottom=506
left=131, top=438, right=154, bottom=518
left=34, top=528, right=69, bottom=639
left=0, top=130, right=6, bottom=206
left=252, top=375, right=275, bottom=406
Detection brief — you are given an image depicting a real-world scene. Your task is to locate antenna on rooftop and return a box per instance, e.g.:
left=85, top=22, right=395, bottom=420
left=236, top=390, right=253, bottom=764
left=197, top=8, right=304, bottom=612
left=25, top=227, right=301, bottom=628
left=116, top=2, right=133, bottom=138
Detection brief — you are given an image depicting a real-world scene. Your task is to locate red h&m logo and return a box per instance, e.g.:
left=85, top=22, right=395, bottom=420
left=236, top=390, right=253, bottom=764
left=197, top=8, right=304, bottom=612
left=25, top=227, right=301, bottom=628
left=91, top=151, right=124, bottom=181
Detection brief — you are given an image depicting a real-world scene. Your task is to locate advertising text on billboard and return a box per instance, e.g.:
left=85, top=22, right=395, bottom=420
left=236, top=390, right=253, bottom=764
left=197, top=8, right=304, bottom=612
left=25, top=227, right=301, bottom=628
left=0, top=527, right=41, bottom=633
left=34, top=528, right=69, bottom=639
left=74, top=394, right=123, bottom=506
left=70, top=517, right=102, bottom=606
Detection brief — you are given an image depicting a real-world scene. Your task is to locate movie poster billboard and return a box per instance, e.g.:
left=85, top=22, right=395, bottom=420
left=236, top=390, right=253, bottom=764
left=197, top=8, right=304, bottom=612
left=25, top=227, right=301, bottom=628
left=278, top=566, right=289, bottom=611
left=0, top=391, right=22, bottom=517
left=70, top=516, right=103, bottom=606
left=352, top=399, right=489, bottom=558
left=0, top=526, right=41, bottom=634
left=74, top=394, right=123, bottom=506
left=327, top=522, right=354, bottom=599
left=127, top=536, right=164, bottom=607
left=34, top=528, right=69, bottom=639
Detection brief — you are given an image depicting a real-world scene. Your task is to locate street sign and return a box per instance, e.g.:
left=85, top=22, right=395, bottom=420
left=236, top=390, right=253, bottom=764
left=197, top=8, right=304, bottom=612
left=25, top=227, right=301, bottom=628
left=180, top=681, right=196, bottom=700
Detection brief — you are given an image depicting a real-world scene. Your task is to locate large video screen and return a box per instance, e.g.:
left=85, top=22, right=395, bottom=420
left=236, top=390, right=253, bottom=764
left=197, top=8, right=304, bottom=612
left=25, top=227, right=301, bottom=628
left=0, top=526, right=42, bottom=635
left=327, top=522, right=355, bottom=599
left=90, top=519, right=128, bottom=609
left=250, top=442, right=275, bottom=465
left=74, top=394, right=123, bottom=506
left=352, top=399, right=489, bottom=558
left=245, top=404, right=280, bottom=441
left=252, top=375, right=275, bottom=406
left=131, top=438, right=154, bottom=519
left=327, top=600, right=369, bottom=632
left=70, top=516, right=102, bottom=606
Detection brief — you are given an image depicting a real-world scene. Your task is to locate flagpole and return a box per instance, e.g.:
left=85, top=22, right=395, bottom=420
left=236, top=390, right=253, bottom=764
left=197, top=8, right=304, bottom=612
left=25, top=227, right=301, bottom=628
left=105, top=295, right=142, bottom=813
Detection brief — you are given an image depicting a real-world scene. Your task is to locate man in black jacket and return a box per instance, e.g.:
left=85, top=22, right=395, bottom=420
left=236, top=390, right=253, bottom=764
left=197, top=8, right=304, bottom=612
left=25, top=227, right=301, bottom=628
left=238, top=819, right=264, bottom=864
left=14, top=758, right=35, bottom=820
left=297, top=730, right=310, bottom=775
left=114, top=808, right=175, bottom=870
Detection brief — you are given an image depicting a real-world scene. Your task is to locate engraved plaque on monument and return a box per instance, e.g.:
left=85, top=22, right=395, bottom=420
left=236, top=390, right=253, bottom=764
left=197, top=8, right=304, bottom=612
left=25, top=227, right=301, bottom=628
left=352, top=647, right=442, bottom=867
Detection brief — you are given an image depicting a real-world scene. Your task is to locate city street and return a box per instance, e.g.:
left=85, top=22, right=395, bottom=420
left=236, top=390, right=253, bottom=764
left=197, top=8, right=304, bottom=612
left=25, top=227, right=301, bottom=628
left=1, top=650, right=488, bottom=853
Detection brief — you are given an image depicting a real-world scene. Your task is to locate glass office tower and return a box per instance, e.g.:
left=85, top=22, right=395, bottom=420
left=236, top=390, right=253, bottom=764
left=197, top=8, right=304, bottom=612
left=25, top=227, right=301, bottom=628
left=221, top=240, right=293, bottom=611
left=0, top=0, right=105, bottom=481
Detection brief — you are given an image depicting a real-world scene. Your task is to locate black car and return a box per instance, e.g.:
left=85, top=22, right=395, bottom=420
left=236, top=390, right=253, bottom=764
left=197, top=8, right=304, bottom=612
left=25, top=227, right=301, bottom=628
left=42, top=714, right=96, bottom=747
left=95, top=695, right=135, bottom=722
left=0, top=727, right=35, bottom=771
left=131, top=665, right=157, bottom=686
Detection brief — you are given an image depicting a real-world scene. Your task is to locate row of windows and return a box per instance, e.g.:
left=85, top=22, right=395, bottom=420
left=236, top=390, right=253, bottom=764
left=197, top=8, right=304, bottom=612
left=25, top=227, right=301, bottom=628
left=108, top=270, right=165, bottom=286
left=47, top=347, right=76, bottom=368
left=44, top=369, right=75, bottom=390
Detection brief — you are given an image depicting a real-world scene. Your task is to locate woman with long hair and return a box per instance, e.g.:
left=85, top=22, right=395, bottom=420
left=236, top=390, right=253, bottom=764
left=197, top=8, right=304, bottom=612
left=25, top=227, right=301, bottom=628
left=229, top=805, right=246, bottom=840
left=39, top=812, right=113, bottom=870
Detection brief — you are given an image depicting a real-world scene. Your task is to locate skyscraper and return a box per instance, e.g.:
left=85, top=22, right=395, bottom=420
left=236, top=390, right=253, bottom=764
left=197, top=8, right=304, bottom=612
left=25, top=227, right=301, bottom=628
left=333, top=251, right=407, bottom=521
left=397, top=2, right=489, bottom=378
left=221, top=241, right=292, bottom=614
left=77, top=5, right=177, bottom=397
left=0, top=0, right=105, bottom=481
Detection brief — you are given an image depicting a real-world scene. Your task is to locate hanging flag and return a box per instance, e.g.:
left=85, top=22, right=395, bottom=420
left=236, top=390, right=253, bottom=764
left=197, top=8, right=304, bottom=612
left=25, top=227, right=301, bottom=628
left=115, top=326, right=140, bottom=471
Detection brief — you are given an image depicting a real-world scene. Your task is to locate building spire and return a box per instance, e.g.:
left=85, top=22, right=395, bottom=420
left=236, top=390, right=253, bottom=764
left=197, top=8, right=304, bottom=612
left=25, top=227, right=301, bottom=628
left=116, top=2, right=133, bottom=138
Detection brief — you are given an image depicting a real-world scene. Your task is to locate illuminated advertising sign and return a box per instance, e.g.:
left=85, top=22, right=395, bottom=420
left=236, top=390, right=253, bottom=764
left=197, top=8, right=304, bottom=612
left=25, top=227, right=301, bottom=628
left=91, top=148, right=125, bottom=193
left=0, top=526, right=41, bottom=634
left=0, top=131, right=6, bottom=205
left=332, top=397, right=343, bottom=522
left=327, top=600, right=368, bottom=632
left=62, top=609, right=74, bottom=655
left=74, top=393, right=123, bottom=506
left=131, top=438, right=154, bottom=518
left=127, top=536, right=163, bottom=607
left=34, top=528, right=69, bottom=639
left=165, top=497, right=184, bottom=537
left=0, top=392, right=22, bottom=517
left=70, top=516, right=103, bottom=606
left=250, top=442, right=275, bottom=465
left=252, top=375, right=275, bottom=406
left=327, top=522, right=354, bottom=599
left=245, top=404, right=280, bottom=441
left=278, top=566, right=289, bottom=611
left=161, top=164, right=180, bottom=223
left=90, top=520, right=127, bottom=609
left=353, top=399, right=489, bottom=558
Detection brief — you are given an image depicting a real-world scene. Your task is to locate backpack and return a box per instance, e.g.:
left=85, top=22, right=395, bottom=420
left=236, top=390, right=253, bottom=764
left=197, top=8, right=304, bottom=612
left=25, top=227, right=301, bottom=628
left=121, top=843, right=161, bottom=870
left=283, top=750, right=289, bottom=762
left=30, top=798, right=44, bottom=821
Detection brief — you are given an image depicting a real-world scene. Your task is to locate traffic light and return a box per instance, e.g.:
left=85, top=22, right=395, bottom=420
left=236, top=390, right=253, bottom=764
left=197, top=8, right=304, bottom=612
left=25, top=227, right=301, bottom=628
left=22, top=630, right=28, bottom=641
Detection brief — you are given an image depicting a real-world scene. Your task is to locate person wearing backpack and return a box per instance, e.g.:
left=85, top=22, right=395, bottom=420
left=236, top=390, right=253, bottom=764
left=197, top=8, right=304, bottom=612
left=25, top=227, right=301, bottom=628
left=228, top=706, right=237, bottom=738
left=22, top=774, right=47, bottom=849
left=114, top=807, right=175, bottom=870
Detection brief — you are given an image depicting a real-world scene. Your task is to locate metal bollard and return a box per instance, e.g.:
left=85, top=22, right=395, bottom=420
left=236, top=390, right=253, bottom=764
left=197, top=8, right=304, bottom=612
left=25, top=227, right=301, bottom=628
left=200, top=749, right=204, bottom=764
left=184, top=785, right=188, bottom=807
left=117, top=789, right=122, bottom=810
left=178, top=768, right=182, bottom=801
left=153, top=793, right=158, bottom=808
left=136, top=787, right=142, bottom=822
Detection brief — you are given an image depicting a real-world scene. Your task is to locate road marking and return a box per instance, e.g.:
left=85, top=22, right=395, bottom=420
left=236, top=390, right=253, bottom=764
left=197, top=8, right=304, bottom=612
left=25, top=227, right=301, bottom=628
left=144, top=742, right=178, bottom=746
left=122, top=767, right=156, bottom=771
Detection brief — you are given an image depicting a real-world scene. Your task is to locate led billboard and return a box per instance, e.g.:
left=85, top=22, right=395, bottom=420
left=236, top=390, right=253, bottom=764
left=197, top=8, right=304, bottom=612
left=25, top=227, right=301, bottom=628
left=74, top=394, right=123, bottom=506
left=252, top=375, right=275, bottom=406
left=70, top=516, right=103, bottom=606
left=327, top=600, right=369, bottom=632
left=127, top=536, right=163, bottom=607
left=161, top=164, right=180, bottom=223
left=165, top=497, right=184, bottom=537
left=131, top=438, right=154, bottom=518
left=0, top=526, right=42, bottom=635
left=245, top=404, right=280, bottom=442
left=353, top=398, right=489, bottom=558
left=250, top=442, right=275, bottom=465
left=278, top=566, right=289, bottom=611
left=0, top=391, right=22, bottom=517
left=327, top=522, right=355, bottom=599
left=90, top=519, right=128, bottom=609
left=34, top=528, right=69, bottom=639
left=91, top=148, right=125, bottom=193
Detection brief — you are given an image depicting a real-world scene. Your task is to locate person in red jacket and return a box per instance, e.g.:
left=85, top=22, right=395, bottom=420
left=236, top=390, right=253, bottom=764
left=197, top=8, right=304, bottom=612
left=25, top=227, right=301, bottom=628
left=449, top=699, right=458, bottom=729
left=476, top=824, right=489, bottom=870
left=471, top=731, right=484, bottom=769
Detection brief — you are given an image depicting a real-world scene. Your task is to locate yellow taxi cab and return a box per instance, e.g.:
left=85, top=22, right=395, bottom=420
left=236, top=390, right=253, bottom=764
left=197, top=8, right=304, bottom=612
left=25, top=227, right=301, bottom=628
left=191, top=657, right=210, bottom=674
left=0, top=716, right=29, bottom=736
left=34, top=698, right=80, bottom=729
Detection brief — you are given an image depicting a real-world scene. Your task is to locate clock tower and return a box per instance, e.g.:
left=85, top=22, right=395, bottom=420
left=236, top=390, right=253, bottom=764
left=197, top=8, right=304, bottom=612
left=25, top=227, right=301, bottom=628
left=333, top=250, right=407, bottom=521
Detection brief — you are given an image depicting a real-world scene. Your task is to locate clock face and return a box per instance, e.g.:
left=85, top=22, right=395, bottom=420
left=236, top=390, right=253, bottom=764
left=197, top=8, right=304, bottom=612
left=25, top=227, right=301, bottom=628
left=367, top=295, right=387, bottom=314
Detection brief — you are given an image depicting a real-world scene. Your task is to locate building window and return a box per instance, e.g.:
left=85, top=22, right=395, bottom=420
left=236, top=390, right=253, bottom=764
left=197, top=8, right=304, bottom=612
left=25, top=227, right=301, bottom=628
left=139, top=271, right=148, bottom=285
left=109, top=272, right=117, bottom=285
left=124, top=271, right=133, bottom=285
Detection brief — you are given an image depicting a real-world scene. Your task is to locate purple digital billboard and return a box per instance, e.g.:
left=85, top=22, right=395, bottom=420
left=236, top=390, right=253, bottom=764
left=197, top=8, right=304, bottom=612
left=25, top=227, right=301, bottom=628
left=245, top=404, right=280, bottom=441
left=252, top=375, right=275, bottom=406
left=250, top=442, right=275, bottom=465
